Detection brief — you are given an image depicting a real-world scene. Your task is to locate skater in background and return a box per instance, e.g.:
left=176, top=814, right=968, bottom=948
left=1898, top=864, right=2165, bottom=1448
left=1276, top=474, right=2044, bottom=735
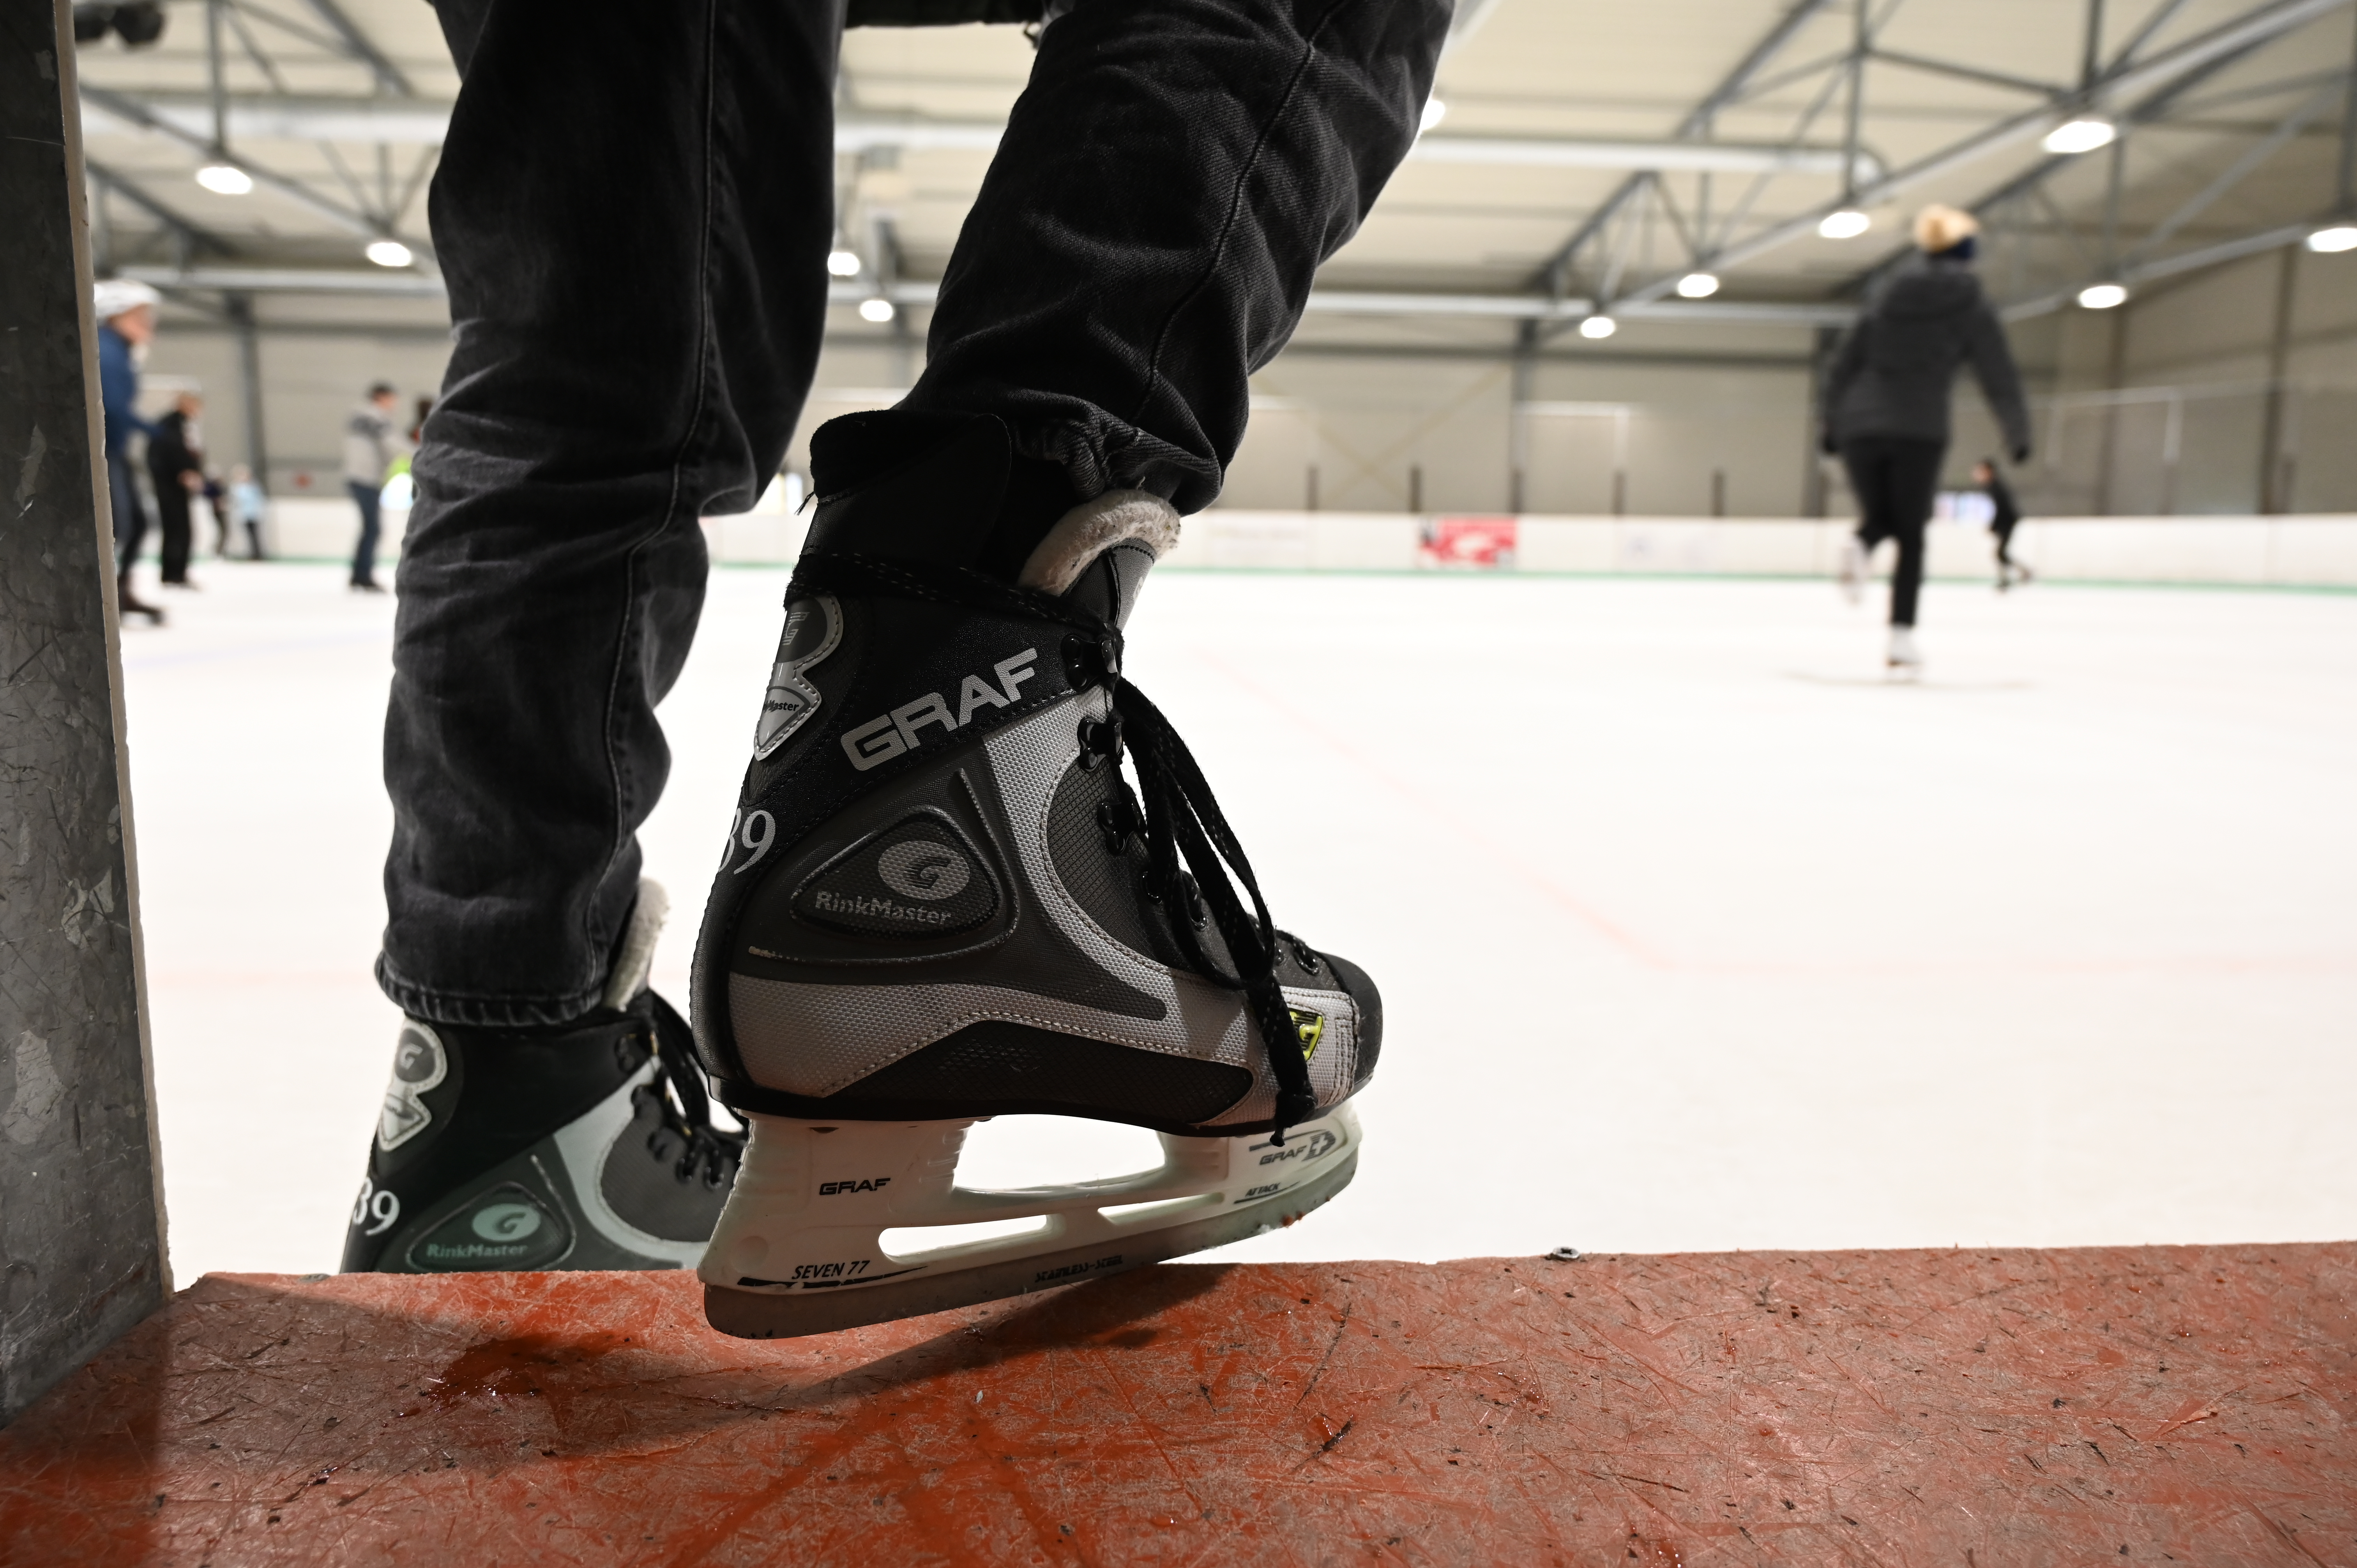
left=93, top=277, right=165, bottom=626
left=229, top=464, right=269, bottom=559
left=146, top=390, right=205, bottom=589
left=1822, top=204, right=2031, bottom=676
left=1975, top=457, right=2032, bottom=590
left=205, top=469, right=235, bottom=558
left=343, top=382, right=404, bottom=593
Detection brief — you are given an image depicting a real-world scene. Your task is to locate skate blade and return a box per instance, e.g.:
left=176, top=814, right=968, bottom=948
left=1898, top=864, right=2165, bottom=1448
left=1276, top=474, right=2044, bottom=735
left=699, top=1107, right=1360, bottom=1340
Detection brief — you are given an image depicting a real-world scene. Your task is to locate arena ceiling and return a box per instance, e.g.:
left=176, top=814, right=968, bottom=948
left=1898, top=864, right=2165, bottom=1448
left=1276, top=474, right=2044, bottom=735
left=69, top=0, right=2357, bottom=350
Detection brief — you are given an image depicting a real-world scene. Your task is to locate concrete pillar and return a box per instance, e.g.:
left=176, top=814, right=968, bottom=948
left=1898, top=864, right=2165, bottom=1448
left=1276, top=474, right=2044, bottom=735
left=1802, top=325, right=1840, bottom=518
left=230, top=292, right=269, bottom=489
left=2259, top=244, right=2300, bottom=516
left=0, top=0, right=171, bottom=1425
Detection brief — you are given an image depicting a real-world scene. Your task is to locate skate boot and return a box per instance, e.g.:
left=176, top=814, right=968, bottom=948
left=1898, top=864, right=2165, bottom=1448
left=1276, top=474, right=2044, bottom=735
left=1838, top=535, right=1868, bottom=605
left=340, top=881, right=742, bottom=1273
left=689, top=420, right=1378, bottom=1340
left=1885, top=625, right=1922, bottom=682
left=117, top=571, right=164, bottom=625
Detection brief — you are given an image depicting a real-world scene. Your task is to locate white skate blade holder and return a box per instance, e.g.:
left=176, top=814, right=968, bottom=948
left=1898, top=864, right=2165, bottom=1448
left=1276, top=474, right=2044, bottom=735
left=700, top=1105, right=1360, bottom=1339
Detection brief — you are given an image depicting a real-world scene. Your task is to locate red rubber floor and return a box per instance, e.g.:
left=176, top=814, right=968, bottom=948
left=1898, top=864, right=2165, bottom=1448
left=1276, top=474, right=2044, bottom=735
left=2, top=1247, right=2350, bottom=1565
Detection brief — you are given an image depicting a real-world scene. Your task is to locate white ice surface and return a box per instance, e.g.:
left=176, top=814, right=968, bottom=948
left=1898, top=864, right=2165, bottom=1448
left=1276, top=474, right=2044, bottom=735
left=120, top=562, right=2357, bottom=1282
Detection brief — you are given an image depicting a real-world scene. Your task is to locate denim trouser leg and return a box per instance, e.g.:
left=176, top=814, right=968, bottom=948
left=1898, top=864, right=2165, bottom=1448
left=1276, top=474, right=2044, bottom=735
left=897, top=0, right=1447, bottom=512
left=108, top=454, right=148, bottom=569
left=347, top=481, right=383, bottom=586
left=378, top=0, right=846, bottom=1026
left=378, top=0, right=1444, bottom=1025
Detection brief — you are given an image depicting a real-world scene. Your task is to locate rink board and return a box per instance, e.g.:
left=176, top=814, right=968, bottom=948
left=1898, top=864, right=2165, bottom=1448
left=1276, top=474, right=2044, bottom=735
left=3, top=1246, right=2349, bottom=1564
left=237, top=500, right=2357, bottom=588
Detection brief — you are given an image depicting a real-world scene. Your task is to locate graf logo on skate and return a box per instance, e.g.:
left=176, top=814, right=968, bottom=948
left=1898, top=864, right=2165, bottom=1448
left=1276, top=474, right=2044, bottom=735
left=470, top=1202, right=542, bottom=1241
left=818, top=1177, right=892, bottom=1195
left=1252, top=1128, right=1339, bottom=1167
left=1289, top=1008, right=1325, bottom=1061
left=375, top=1021, right=446, bottom=1152
left=876, top=841, right=970, bottom=901
left=792, top=812, right=1001, bottom=940
left=840, top=648, right=1039, bottom=771
left=403, top=1183, right=571, bottom=1271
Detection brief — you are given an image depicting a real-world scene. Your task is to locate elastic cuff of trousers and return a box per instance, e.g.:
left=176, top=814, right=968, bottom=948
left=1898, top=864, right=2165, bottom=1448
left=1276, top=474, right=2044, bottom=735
left=373, top=952, right=607, bottom=1030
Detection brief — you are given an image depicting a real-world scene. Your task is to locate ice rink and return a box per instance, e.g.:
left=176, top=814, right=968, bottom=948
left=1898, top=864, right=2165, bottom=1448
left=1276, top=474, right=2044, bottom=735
left=120, top=559, right=2357, bottom=1284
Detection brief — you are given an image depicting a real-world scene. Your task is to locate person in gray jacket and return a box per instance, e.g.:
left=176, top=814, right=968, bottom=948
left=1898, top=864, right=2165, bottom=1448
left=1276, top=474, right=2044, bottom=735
left=1821, top=204, right=2031, bottom=676
left=343, top=382, right=405, bottom=592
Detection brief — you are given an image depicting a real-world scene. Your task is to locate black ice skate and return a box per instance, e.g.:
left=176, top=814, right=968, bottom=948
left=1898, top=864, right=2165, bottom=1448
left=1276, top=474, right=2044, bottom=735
left=341, top=882, right=742, bottom=1273
left=689, top=424, right=1378, bottom=1339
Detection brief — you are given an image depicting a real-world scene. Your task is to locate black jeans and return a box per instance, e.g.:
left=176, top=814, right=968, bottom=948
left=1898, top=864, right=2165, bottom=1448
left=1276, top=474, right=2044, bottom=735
left=348, top=481, right=384, bottom=586
left=380, top=0, right=1446, bottom=1027
left=1840, top=435, right=1945, bottom=628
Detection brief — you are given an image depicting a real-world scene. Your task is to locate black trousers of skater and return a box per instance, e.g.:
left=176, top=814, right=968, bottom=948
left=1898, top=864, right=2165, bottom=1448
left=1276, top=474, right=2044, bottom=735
left=1840, top=435, right=1945, bottom=629
left=155, top=484, right=194, bottom=583
left=379, top=0, right=1449, bottom=1026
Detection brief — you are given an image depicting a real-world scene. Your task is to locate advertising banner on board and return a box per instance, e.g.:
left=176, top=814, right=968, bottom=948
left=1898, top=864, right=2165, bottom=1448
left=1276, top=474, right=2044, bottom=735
left=1419, top=516, right=1518, bottom=569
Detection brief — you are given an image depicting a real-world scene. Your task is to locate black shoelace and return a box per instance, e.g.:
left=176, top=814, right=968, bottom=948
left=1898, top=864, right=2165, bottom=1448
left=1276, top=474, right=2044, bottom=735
left=789, top=550, right=1320, bottom=1142
left=645, top=992, right=744, bottom=1186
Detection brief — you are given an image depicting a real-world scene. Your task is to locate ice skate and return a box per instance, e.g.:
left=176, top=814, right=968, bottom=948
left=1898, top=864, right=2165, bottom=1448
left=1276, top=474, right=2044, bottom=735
left=1838, top=535, right=1868, bottom=605
left=1885, top=625, right=1922, bottom=682
left=690, top=422, right=1377, bottom=1339
left=117, top=573, right=164, bottom=626
left=340, top=881, right=742, bottom=1273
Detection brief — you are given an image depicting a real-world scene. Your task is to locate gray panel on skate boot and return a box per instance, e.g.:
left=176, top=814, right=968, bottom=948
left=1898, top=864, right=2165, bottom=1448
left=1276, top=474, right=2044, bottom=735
left=0, top=0, right=172, bottom=1425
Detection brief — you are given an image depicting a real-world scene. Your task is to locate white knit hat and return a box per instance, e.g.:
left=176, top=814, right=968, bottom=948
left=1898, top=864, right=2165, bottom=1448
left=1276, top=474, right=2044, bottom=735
left=92, top=277, right=162, bottom=321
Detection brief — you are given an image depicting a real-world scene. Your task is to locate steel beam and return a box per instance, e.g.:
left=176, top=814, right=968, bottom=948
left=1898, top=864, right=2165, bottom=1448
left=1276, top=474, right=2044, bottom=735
left=82, top=95, right=1885, bottom=179
left=1620, top=0, right=2357, bottom=311
left=1532, top=0, right=1840, bottom=297
left=77, top=85, right=412, bottom=246
left=295, top=0, right=410, bottom=95
left=115, top=265, right=1863, bottom=330
left=82, top=157, right=235, bottom=255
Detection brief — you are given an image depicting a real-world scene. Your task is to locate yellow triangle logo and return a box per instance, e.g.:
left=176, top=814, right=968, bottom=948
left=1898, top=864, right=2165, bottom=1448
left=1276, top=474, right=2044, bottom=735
left=1288, top=1007, right=1325, bottom=1061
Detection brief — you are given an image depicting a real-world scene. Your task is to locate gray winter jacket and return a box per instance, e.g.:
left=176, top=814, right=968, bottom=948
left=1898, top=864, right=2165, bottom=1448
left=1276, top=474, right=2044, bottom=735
left=1823, top=257, right=2032, bottom=457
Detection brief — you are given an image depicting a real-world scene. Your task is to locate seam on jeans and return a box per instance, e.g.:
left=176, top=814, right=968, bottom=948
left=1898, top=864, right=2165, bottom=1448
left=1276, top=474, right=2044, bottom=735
left=1129, top=0, right=1355, bottom=438
left=585, top=0, right=727, bottom=1001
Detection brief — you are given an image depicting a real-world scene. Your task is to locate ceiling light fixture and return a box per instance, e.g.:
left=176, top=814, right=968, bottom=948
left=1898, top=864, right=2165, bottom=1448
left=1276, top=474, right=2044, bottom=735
left=195, top=163, right=252, bottom=195
left=1818, top=208, right=1869, bottom=240
left=2042, top=117, right=2117, bottom=155
left=364, top=239, right=413, bottom=268
left=1578, top=314, right=1618, bottom=340
left=2306, top=224, right=2357, bottom=253
left=1419, top=97, right=1447, bottom=134
left=826, top=248, right=863, bottom=277
left=859, top=297, right=896, bottom=323
left=2077, top=281, right=2128, bottom=310
left=1675, top=272, right=1721, bottom=298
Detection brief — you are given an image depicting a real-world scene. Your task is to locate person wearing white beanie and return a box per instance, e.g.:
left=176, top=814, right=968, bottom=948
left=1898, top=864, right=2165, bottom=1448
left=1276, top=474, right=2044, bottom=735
left=94, top=278, right=167, bottom=625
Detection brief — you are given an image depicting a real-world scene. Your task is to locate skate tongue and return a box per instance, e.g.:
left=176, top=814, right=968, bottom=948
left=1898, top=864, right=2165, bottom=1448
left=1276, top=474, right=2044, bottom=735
left=1017, top=491, right=1180, bottom=629
left=599, top=879, right=669, bottom=1011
